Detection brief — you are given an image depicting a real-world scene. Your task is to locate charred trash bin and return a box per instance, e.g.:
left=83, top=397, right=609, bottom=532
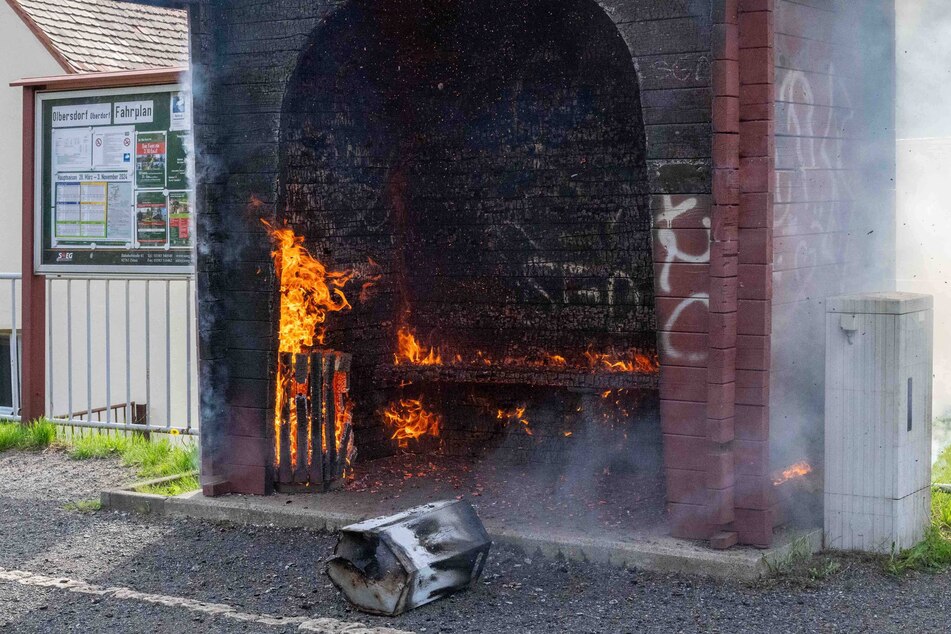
left=326, top=499, right=491, bottom=615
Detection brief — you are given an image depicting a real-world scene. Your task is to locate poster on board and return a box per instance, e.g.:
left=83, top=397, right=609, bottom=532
left=135, top=192, right=169, bottom=247
left=168, top=191, right=192, bottom=248
left=35, top=84, right=193, bottom=274
left=135, top=131, right=167, bottom=189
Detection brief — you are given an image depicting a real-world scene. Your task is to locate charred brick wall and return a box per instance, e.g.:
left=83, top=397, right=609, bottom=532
left=191, top=0, right=718, bottom=535
left=278, top=0, right=661, bottom=461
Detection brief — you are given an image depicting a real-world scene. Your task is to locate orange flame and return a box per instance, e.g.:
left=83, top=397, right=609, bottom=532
left=332, top=370, right=352, bottom=450
left=772, top=460, right=813, bottom=486
left=263, top=220, right=352, bottom=353
left=583, top=347, right=659, bottom=374
left=496, top=406, right=532, bottom=435
left=391, top=328, right=658, bottom=375
left=382, top=398, right=443, bottom=447
left=394, top=326, right=442, bottom=365
left=263, top=220, right=353, bottom=467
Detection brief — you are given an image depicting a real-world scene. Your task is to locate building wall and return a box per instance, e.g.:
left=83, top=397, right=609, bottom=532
left=771, top=0, right=896, bottom=497
left=0, top=0, right=64, bottom=327
left=895, top=0, right=951, bottom=422
left=0, top=6, right=197, bottom=428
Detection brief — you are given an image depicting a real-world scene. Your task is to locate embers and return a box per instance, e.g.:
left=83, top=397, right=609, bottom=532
left=375, top=383, right=660, bottom=463
left=392, top=326, right=659, bottom=376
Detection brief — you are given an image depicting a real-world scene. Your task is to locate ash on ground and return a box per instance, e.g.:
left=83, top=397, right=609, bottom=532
left=343, top=453, right=667, bottom=540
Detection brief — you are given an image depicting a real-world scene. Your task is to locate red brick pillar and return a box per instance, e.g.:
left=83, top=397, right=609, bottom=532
left=20, top=86, right=46, bottom=425
left=707, top=0, right=741, bottom=549
left=735, top=0, right=775, bottom=547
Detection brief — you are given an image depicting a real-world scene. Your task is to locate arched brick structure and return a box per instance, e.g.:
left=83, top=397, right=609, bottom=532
left=190, top=0, right=805, bottom=549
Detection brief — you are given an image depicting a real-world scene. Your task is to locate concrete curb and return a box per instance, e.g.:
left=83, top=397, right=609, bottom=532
left=166, top=493, right=360, bottom=532
left=102, top=487, right=821, bottom=582
left=100, top=471, right=199, bottom=515
left=490, top=526, right=823, bottom=581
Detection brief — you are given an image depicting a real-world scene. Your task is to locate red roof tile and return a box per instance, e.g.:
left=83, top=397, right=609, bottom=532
left=8, top=0, right=188, bottom=72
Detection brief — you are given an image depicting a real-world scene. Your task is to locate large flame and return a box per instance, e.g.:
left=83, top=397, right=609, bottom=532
left=263, top=220, right=353, bottom=468
left=263, top=220, right=352, bottom=354
left=382, top=398, right=443, bottom=447
left=772, top=460, right=813, bottom=486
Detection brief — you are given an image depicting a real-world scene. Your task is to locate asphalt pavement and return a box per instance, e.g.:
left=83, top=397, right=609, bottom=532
left=1, top=449, right=949, bottom=633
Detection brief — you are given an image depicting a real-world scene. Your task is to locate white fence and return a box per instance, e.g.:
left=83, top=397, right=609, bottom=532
left=0, top=274, right=21, bottom=418
left=1, top=273, right=199, bottom=435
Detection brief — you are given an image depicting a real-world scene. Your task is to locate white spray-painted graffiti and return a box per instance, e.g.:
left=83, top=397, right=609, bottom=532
left=775, top=66, right=855, bottom=290
left=497, top=195, right=709, bottom=364
left=656, top=196, right=709, bottom=293
left=655, top=195, right=709, bottom=363
left=652, top=56, right=711, bottom=84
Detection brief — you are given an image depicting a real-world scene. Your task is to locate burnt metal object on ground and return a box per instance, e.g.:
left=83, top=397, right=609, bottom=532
left=326, top=499, right=491, bottom=615
left=274, top=350, right=355, bottom=492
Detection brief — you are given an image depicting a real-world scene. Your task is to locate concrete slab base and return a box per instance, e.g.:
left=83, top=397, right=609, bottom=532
left=101, top=483, right=821, bottom=582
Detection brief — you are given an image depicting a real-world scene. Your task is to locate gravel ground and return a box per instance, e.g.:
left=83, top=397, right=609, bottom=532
left=1, top=449, right=951, bottom=633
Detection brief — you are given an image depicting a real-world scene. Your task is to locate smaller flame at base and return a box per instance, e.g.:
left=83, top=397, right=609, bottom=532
left=496, top=406, right=532, bottom=436
left=772, top=460, right=813, bottom=486
left=383, top=398, right=443, bottom=447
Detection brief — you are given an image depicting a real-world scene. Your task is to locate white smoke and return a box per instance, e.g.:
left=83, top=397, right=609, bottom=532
left=896, top=0, right=951, bottom=428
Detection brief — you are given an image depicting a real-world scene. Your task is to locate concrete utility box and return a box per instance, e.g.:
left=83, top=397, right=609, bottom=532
left=824, top=293, right=933, bottom=553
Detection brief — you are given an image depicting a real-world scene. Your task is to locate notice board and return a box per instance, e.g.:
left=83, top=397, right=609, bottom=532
left=35, top=84, right=193, bottom=274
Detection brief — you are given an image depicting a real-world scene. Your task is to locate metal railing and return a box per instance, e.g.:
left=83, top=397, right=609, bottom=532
left=1, top=273, right=199, bottom=435
left=0, top=274, right=21, bottom=419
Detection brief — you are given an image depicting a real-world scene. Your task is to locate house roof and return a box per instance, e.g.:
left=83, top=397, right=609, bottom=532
left=6, top=0, right=188, bottom=73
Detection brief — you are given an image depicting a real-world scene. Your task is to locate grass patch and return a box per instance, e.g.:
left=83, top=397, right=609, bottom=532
left=0, top=419, right=58, bottom=451
left=120, top=437, right=197, bottom=478
left=68, top=432, right=198, bottom=480
left=933, top=434, right=951, bottom=484
left=758, top=537, right=847, bottom=589
left=3, top=420, right=198, bottom=497
left=807, top=558, right=842, bottom=582
left=764, top=535, right=813, bottom=576
left=137, top=474, right=200, bottom=496
left=0, top=419, right=197, bottom=476
left=64, top=499, right=102, bottom=513
left=0, top=423, right=28, bottom=451
left=885, top=489, right=951, bottom=574
left=1, top=419, right=197, bottom=481
left=885, top=434, right=951, bottom=574
left=69, top=432, right=130, bottom=459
